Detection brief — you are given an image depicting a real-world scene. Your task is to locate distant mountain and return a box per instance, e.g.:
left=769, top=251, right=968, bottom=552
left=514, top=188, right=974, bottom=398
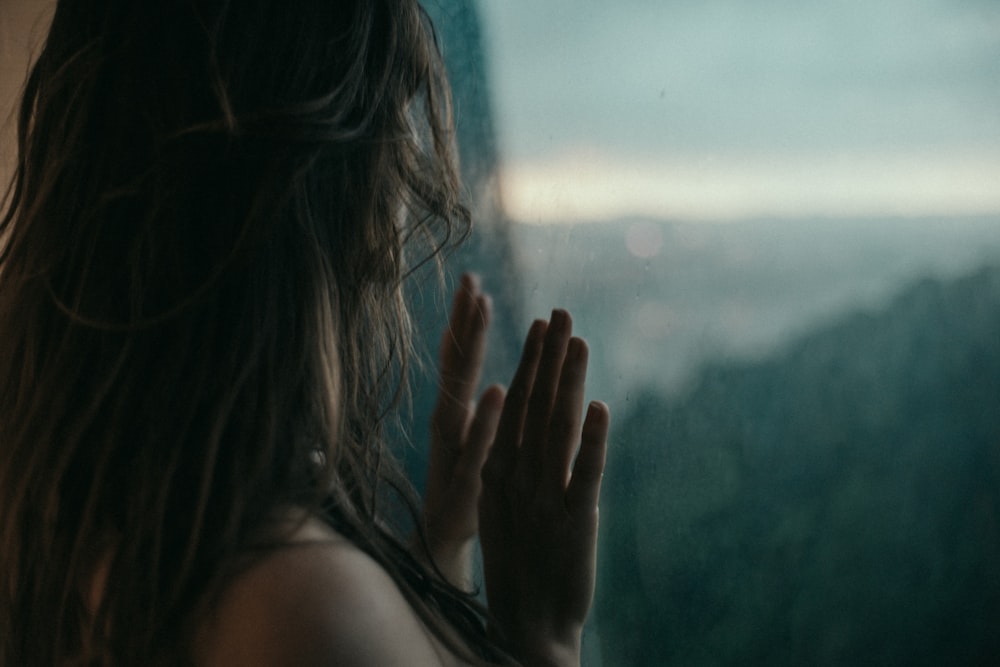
left=597, top=265, right=1000, bottom=666
left=513, top=216, right=1000, bottom=400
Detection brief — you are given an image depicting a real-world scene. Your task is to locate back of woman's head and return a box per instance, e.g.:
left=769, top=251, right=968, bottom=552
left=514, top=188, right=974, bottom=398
left=0, top=0, right=470, bottom=663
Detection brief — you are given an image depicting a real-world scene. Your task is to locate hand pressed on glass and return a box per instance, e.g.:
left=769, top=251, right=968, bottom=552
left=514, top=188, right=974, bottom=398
left=421, top=275, right=610, bottom=665
left=422, top=273, right=505, bottom=589
left=480, top=309, right=610, bottom=667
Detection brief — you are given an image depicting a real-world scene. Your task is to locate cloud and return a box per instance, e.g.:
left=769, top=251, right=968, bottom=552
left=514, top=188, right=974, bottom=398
left=480, top=0, right=1000, bottom=163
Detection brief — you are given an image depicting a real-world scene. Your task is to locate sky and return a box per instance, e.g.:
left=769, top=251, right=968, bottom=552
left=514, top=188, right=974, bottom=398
left=477, top=0, right=1000, bottom=223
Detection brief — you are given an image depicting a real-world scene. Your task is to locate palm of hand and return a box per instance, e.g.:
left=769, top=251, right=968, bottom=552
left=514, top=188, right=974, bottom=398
left=479, top=312, right=608, bottom=663
left=421, top=277, right=610, bottom=666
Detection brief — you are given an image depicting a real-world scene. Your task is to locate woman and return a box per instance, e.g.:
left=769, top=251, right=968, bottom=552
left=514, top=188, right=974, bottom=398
left=0, top=0, right=609, bottom=665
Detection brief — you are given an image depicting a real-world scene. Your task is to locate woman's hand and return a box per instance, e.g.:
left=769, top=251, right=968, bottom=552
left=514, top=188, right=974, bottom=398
left=421, top=274, right=504, bottom=589
left=479, top=310, right=610, bottom=667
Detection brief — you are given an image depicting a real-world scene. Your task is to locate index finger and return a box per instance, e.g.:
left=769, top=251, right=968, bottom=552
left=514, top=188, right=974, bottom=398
left=482, top=318, right=547, bottom=485
left=432, top=274, right=491, bottom=441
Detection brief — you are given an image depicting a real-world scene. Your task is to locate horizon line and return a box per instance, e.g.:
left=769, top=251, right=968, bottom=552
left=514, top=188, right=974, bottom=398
left=499, top=150, right=1000, bottom=225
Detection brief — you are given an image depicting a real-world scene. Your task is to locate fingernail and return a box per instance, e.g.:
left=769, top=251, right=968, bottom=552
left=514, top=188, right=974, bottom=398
left=550, top=308, right=570, bottom=332
left=482, top=384, right=505, bottom=407
left=587, top=400, right=608, bottom=421
left=568, top=336, right=588, bottom=361
left=524, top=320, right=547, bottom=352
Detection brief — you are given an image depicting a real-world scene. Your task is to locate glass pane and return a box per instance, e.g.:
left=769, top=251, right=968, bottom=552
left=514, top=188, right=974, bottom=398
left=478, top=1, right=1000, bottom=664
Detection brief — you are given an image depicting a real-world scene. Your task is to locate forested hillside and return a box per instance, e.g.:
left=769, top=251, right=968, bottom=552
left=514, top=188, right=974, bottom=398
left=597, top=266, right=1000, bottom=665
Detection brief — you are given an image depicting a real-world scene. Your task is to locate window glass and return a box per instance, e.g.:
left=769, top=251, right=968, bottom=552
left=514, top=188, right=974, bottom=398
left=475, top=1, right=1000, bottom=664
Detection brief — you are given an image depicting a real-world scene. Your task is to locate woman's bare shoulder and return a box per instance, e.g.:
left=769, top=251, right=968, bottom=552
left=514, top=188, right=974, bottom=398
left=193, top=514, right=452, bottom=667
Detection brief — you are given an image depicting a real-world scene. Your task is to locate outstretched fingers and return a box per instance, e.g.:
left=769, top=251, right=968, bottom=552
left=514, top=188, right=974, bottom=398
left=433, top=274, right=491, bottom=447
left=476, top=305, right=611, bottom=665
left=519, top=310, right=572, bottom=476
left=545, top=337, right=589, bottom=488
left=565, top=401, right=610, bottom=516
left=483, top=318, right=547, bottom=484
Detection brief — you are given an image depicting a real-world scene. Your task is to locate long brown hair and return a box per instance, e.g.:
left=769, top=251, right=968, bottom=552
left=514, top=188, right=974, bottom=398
left=0, top=0, right=508, bottom=663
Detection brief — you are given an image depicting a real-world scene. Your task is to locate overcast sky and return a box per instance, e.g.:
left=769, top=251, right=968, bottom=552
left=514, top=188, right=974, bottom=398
left=478, top=0, right=1000, bottom=222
